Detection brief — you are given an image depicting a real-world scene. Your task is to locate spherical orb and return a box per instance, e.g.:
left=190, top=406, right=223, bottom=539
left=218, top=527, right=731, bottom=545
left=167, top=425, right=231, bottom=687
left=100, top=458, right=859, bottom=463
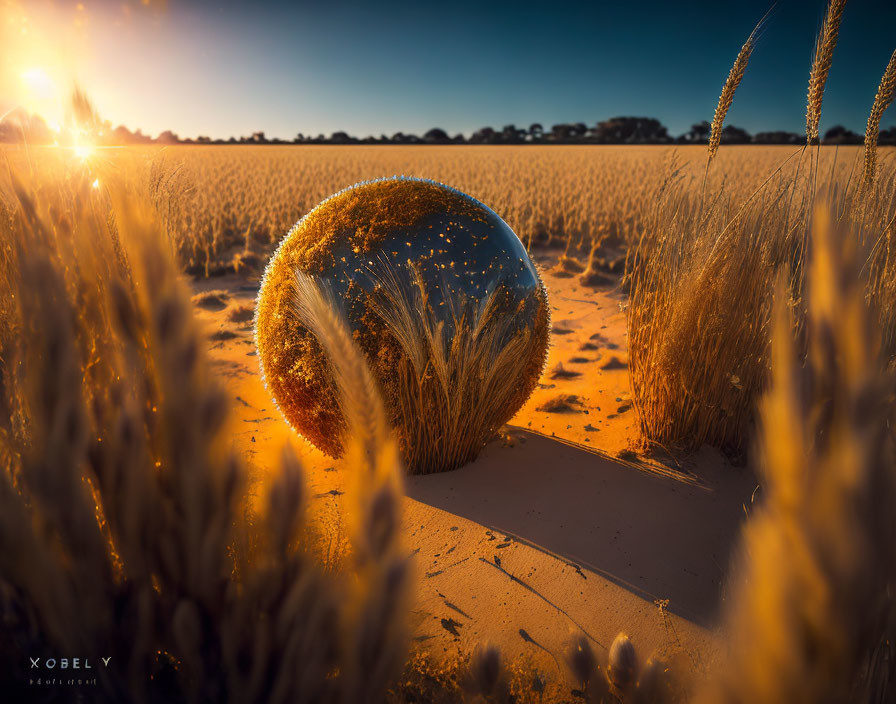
left=255, top=177, right=550, bottom=474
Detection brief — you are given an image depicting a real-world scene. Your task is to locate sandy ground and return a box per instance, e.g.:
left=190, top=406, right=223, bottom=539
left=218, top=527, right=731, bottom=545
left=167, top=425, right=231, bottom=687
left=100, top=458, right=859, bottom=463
left=190, top=253, right=758, bottom=696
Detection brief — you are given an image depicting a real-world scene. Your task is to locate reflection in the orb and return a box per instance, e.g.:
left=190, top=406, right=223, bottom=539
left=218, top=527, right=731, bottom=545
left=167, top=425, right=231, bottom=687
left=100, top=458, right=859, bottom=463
left=255, top=177, right=550, bottom=474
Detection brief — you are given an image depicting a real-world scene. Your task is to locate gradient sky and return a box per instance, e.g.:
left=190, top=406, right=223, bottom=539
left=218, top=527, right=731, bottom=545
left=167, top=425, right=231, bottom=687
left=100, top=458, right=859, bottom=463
left=2, top=0, right=895, bottom=140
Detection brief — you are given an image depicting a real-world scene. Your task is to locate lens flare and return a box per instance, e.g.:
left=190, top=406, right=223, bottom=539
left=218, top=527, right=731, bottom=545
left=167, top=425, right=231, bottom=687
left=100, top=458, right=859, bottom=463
left=73, top=143, right=93, bottom=160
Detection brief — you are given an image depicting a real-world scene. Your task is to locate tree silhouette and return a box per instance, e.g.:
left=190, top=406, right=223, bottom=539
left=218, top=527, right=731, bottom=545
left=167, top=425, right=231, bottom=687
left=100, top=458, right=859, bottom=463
left=822, top=125, right=862, bottom=144
left=0, top=104, right=855, bottom=146
left=470, top=126, right=497, bottom=144
left=548, top=123, right=575, bottom=142
left=720, top=124, right=751, bottom=144
left=753, top=130, right=802, bottom=144
left=500, top=124, right=526, bottom=143
left=682, top=121, right=711, bottom=143
left=423, top=128, right=450, bottom=143
left=591, top=117, right=670, bottom=144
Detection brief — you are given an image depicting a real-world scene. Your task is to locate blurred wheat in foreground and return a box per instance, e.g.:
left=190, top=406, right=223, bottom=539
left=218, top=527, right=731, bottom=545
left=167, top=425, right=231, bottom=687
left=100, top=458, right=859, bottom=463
left=0, top=166, right=408, bottom=704
left=701, top=207, right=896, bottom=704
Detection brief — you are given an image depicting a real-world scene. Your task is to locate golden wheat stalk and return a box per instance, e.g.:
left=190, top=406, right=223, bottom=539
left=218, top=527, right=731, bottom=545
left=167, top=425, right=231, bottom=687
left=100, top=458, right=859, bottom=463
left=288, top=269, right=409, bottom=701
left=288, top=268, right=403, bottom=558
left=863, top=48, right=896, bottom=184
left=806, top=0, right=848, bottom=145
left=290, top=269, right=391, bottom=465
left=708, top=13, right=767, bottom=161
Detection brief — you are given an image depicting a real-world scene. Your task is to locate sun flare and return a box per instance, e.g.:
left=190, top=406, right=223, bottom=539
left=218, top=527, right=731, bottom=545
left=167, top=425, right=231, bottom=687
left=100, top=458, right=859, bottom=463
left=73, top=143, right=93, bottom=160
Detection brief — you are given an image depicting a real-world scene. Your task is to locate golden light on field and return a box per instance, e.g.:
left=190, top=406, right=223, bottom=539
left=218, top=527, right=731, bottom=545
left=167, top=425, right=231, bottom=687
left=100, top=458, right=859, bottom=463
left=1, top=2, right=90, bottom=130
left=2, top=0, right=178, bottom=148
left=2, top=0, right=896, bottom=696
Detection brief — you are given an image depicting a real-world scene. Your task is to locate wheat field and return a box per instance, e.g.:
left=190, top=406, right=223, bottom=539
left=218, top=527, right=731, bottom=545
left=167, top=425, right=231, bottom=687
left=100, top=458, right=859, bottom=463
left=157, top=144, right=872, bottom=273
left=3, top=143, right=852, bottom=271
left=2, top=128, right=896, bottom=699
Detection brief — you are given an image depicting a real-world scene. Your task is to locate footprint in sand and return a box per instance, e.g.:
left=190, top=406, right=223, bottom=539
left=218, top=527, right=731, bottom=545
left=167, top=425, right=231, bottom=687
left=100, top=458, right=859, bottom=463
left=227, top=304, right=255, bottom=324
left=536, top=394, right=585, bottom=413
left=192, top=290, right=231, bottom=311
left=600, top=355, right=628, bottom=370
left=549, top=363, right=582, bottom=380
left=440, top=618, right=463, bottom=638
left=579, top=269, right=618, bottom=288
left=211, top=359, right=250, bottom=378
left=589, top=332, right=619, bottom=349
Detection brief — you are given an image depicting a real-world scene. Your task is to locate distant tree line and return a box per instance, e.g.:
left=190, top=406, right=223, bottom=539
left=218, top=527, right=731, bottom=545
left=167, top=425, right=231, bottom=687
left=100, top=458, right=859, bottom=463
left=1, top=108, right=893, bottom=146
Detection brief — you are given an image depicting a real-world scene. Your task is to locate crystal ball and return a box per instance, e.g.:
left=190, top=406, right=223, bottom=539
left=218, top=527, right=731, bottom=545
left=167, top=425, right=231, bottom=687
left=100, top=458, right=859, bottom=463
left=255, top=177, right=550, bottom=474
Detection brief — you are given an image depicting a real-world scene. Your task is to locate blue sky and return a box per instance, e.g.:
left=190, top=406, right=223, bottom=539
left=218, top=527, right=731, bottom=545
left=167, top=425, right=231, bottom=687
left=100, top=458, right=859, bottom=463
left=6, top=0, right=895, bottom=139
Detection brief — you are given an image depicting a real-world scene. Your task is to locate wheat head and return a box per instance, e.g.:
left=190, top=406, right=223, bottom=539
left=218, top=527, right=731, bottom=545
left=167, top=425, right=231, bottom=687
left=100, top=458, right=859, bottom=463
left=708, top=13, right=766, bottom=161
left=863, top=48, right=896, bottom=185
left=806, top=0, right=848, bottom=145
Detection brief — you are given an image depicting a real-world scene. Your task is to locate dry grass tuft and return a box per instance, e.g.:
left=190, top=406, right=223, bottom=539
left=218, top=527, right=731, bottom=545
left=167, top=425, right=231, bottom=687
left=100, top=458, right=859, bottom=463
left=536, top=394, right=586, bottom=414
left=629, top=149, right=896, bottom=453
left=627, top=155, right=792, bottom=452
left=192, top=289, right=232, bottom=311
left=360, top=257, right=551, bottom=473
left=226, top=303, right=255, bottom=323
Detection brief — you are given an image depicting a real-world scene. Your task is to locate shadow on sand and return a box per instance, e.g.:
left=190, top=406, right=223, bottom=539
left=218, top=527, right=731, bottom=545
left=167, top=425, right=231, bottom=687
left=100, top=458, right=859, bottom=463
left=405, top=428, right=757, bottom=627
